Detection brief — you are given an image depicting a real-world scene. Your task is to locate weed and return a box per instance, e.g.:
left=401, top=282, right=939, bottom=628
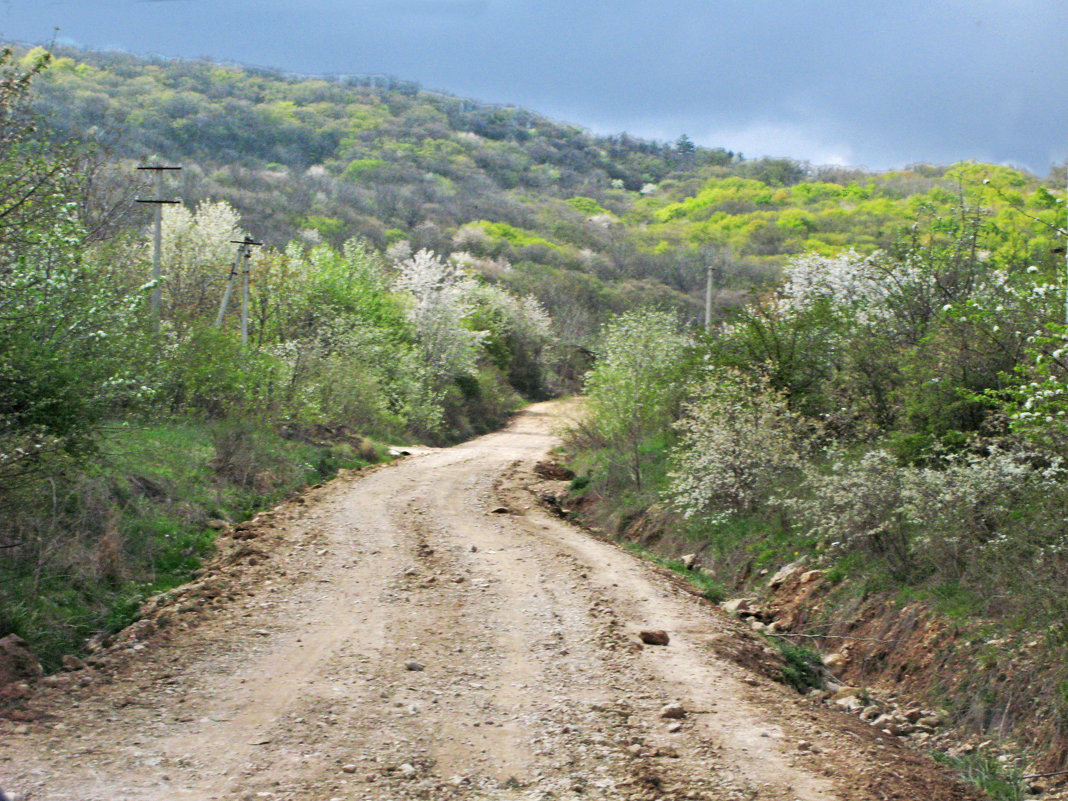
left=569, top=473, right=590, bottom=493
left=932, top=751, right=1025, bottom=801
left=621, top=542, right=727, bottom=603
left=768, top=637, right=824, bottom=693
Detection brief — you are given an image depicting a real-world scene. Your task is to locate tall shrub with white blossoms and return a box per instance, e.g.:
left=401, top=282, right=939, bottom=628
left=669, top=370, right=813, bottom=520
left=161, top=200, right=245, bottom=325
left=394, top=249, right=485, bottom=384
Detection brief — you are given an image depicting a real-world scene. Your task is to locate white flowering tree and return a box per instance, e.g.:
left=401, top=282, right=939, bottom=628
left=160, top=199, right=245, bottom=327
left=394, top=249, right=486, bottom=385
left=669, top=370, right=812, bottom=520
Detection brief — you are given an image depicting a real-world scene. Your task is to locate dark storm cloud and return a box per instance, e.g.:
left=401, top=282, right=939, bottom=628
left=1, top=0, right=1065, bottom=170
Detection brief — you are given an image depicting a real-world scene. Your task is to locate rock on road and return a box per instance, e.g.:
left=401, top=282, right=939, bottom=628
left=0, top=401, right=978, bottom=801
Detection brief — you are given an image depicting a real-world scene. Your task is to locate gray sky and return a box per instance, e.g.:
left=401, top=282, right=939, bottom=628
left=1, top=0, right=1065, bottom=173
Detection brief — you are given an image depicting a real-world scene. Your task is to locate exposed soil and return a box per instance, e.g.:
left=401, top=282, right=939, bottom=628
left=0, top=401, right=980, bottom=800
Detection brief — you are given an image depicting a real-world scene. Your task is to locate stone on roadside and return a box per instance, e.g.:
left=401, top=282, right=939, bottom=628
left=405, top=661, right=425, bottom=672
left=720, top=598, right=758, bottom=616
left=860, top=705, right=882, bottom=721
left=680, top=553, right=698, bottom=570
left=61, top=655, right=87, bottom=672
left=659, top=702, right=686, bottom=720
left=399, top=763, right=418, bottom=778
left=823, top=652, right=847, bottom=676
left=768, top=561, right=805, bottom=589
left=0, top=635, right=43, bottom=686
left=639, top=630, right=670, bottom=646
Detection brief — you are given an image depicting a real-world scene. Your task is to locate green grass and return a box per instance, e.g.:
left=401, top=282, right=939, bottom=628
left=622, top=542, right=727, bottom=602
left=932, top=752, right=1026, bottom=801
left=0, top=417, right=383, bottom=671
left=767, top=637, right=824, bottom=692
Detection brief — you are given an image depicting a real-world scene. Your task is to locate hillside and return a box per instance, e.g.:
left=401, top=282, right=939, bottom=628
left=23, top=45, right=1064, bottom=339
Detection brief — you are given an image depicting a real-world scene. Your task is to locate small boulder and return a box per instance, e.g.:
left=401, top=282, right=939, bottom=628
left=720, top=598, right=758, bottom=616
left=768, top=561, right=805, bottom=589
left=823, top=652, right=848, bottom=676
left=680, top=553, right=699, bottom=570
left=405, top=661, right=425, bottom=672
left=639, top=630, right=670, bottom=646
left=60, top=655, right=87, bottom=672
left=659, top=703, right=686, bottom=720
left=902, top=707, right=925, bottom=723
left=860, top=705, right=882, bottom=722
left=0, top=635, right=43, bottom=687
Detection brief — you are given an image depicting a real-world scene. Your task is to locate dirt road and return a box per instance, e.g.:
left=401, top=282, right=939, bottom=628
left=1, top=401, right=977, bottom=800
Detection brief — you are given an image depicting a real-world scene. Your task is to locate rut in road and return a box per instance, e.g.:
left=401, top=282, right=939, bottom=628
left=1, top=401, right=980, bottom=801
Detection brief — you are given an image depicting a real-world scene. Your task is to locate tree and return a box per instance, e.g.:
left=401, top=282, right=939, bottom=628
left=394, top=249, right=485, bottom=385
left=0, top=48, right=145, bottom=486
left=583, top=308, right=691, bottom=492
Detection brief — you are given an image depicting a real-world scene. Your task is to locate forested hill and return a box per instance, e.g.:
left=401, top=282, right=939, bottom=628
left=22, top=44, right=1065, bottom=331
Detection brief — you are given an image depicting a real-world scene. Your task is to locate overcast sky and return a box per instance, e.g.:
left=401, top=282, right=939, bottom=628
left=1, top=0, right=1065, bottom=173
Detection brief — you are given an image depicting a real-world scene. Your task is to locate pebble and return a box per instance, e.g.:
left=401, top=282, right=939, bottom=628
left=405, top=661, right=425, bottom=671
left=639, top=630, right=670, bottom=646
left=659, top=703, right=686, bottom=720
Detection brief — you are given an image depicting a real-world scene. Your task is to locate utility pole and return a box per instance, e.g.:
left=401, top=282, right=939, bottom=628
left=135, top=165, right=182, bottom=332
left=705, top=263, right=714, bottom=331
left=227, top=236, right=263, bottom=346
left=215, top=243, right=244, bottom=329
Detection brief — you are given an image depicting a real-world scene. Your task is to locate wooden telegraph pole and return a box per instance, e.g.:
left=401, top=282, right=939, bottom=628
left=705, top=262, right=714, bottom=331
left=135, top=165, right=182, bottom=331
left=221, top=236, right=263, bottom=346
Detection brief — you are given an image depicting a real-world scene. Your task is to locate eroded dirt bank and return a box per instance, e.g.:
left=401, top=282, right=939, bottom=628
left=0, top=401, right=978, bottom=800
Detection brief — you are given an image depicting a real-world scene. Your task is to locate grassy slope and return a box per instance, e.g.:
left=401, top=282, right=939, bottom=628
left=0, top=418, right=385, bottom=671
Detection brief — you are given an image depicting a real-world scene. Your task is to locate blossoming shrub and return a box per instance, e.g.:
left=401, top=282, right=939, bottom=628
left=669, top=371, right=812, bottom=519
left=786, top=447, right=1065, bottom=586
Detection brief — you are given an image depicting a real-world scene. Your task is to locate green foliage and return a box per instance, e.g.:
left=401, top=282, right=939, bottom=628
left=931, top=752, right=1025, bottom=801
left=0, top=418, right=377, bottom=669
left=769, top=638, right=824, bottom=692
left=25, top=43, right=1057, bottom=353
left=564, top=190, right=1068, bottom=759
left=582, top=308, right=691, bottom=493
